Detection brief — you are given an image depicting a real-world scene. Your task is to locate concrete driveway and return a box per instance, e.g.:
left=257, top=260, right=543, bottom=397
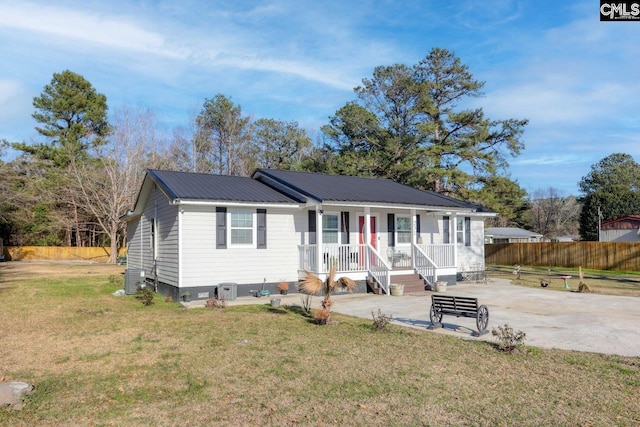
left=326, top=279, right=640, bottom=357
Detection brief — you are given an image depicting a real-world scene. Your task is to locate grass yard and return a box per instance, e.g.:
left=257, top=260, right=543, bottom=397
left=1, top=261, right=639, bottom=426
left=486, top=265, right=640, bottom=297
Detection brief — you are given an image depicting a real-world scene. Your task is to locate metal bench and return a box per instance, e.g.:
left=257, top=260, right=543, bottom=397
left=429, top=294, right=489, bottom=336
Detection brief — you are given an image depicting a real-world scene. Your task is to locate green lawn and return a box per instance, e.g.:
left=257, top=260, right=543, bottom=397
left=1, top=262, right=639, bottom=426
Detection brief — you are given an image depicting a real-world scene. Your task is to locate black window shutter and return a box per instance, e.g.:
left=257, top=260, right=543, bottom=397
left=216, top=207, right=227, bottom=249
left=387, top=213, right=395, bottom=247
left=465, top=217, right=471, bottom=246
left=443, top=216, right=450, bottom=244
left=308, top=210, right=316, bottom=244
left=416, top=214, right=421, bottom=235
left=341, top=212, right=350, bottom=244
left=257, top=209, right=267, bottom=249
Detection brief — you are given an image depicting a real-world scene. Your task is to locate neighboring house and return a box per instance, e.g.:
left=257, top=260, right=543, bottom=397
left=484, top=227, right=543, bottom=244
left=124, top=169, right=496, bottom=301
left=600, top=215, right=640, bottom=242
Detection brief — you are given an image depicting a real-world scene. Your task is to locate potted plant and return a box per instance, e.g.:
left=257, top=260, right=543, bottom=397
left=278, top=281, right=290, bottom=295
left=435, top=281, right=447, bottom=292
left=181, top=291, right=191, bottom=302
left=390, top=283, right=405, bottom=296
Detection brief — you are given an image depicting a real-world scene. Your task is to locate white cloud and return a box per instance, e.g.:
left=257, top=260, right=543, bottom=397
left=0, top=2, right=184, bottom=59
left=0, top=1, right=373, bottom=91
left=484, top=79, right=628, bottom=125
left=513, top=154, right=584, bottom=167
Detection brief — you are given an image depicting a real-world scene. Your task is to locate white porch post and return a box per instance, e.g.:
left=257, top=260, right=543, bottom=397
left=364, top=207, right=371, bottom=270
left=411, top=209, right=417, bottom=265
left=452, top=214, right=458, bottom=270
left=316, top=208, right=323, bottom=274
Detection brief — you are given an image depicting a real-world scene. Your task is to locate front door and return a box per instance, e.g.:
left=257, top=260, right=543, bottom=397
left=358, top=216, right=377, bottom=267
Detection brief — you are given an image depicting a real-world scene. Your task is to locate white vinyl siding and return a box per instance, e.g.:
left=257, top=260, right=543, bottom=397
left=126, top=218, right=141, bottom=269
left=181, top=206, right=302, bottom=288
left=457, top=216, right=486, bottom=269
left=138, top=186, right=179, bottom=287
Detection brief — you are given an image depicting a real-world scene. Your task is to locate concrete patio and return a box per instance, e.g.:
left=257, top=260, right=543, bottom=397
left=217, top=278, right=640, bottom=357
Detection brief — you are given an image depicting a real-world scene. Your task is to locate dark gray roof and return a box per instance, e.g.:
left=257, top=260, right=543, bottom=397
left=254, top=169, right=486, bottom=210
left=148, top=169, right=300, bottom=203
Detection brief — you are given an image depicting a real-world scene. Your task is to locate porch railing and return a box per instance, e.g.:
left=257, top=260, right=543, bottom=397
left=298, top=244, right=391, bottom=294
left=298, top=244, right=367, bottom=273
left=366, top=244, right=391, bottom=295
left=413, top=244, right=437, bottom=287
left=418, top=243, right=455, bottom=267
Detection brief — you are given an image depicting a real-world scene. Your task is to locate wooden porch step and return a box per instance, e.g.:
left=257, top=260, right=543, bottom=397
left=391, top=273, right=428, bottom=293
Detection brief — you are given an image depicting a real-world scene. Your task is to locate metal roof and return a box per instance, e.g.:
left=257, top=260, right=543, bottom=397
left=148, top=169, right=301, bottom=204
left=254, top=169, right=488, bottom=210
left=485, top=227, right=543, bottom=238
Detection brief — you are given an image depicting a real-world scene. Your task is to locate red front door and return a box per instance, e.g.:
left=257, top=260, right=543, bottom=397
left=358, top=216, right=377, bottom=266
left=358, top=216, right=377, bottom=247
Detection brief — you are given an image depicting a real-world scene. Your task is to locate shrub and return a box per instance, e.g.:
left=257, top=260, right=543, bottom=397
left=205, top=293, right=226, bottom=310
left=136, top=286, right=155, bottom=306
left=371, top=309, right=392, bottom=331
left=314, top=308, right=331, bottom=324
left=492, top=323, right=526, bottom=353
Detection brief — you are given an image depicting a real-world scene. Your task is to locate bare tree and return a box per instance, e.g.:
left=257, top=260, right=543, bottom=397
left=526, top=187, right=579, bottom=240
left=70, top=107, right=165, bottom=263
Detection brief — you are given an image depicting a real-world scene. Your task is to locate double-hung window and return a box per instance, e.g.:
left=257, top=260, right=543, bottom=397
left=456, top=217, right=464, bottom=245
left=456, top=217, right=471, bottom=246
left=396, top=216, right=411, bottom=245
left=230, top=210, right=254, bottom=246
left=322, top=214, right=339, bottom=244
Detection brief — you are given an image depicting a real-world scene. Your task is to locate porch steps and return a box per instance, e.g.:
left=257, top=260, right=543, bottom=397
left=390, top=273, right=428, bottom=293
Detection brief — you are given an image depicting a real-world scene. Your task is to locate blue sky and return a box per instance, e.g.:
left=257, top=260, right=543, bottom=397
left=1, top=0, right=639, bottom=196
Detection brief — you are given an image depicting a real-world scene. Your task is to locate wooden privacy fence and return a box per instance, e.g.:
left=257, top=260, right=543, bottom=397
left=485, top=242, right=640, bottom=271
left=1, top=246, right=126, bottom=263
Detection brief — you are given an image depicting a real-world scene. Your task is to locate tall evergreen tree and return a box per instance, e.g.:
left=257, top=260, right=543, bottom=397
left=578, top=153, right=640, bottom=240
left=253, top=119, right=312, bottom=170
left=12, top=70, right=111, bottom=246
left=193, top=94, right=253, bottom=176
left=320, top=48, right=528, bottom=217
left=14, top=70, right=110, bottom=167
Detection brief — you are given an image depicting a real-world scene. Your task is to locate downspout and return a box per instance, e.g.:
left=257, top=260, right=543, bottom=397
left=316, top=208, right=323, bottom=275
left=178, top=207, right=183, bottom=290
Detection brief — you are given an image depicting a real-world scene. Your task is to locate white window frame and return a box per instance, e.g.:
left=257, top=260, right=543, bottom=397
left=456, top=216, right=472, bottom=246
left=395, top=215, right=412, bottom=246
left=322, top=212, right=341, bottom=244
left=456, top=217, right=464, bottom=245
left=228, top=210, right=256, bottom=248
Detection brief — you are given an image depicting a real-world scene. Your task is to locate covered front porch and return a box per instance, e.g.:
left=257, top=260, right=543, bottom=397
left=298, top=242, right=457, bottom=295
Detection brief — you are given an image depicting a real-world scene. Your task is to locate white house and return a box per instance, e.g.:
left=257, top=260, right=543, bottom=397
left=484, top=227, right=543, bottom=243
left=124, top=169, right=496, bottom=301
